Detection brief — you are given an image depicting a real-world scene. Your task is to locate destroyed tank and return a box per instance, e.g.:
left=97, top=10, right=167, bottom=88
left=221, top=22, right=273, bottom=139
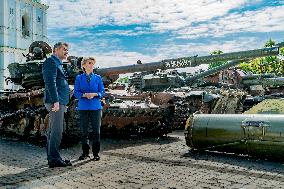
left=101, top=92, right=175, bottom=136
left=184, top=53, right=284, bottom=112
left=86, top=42, right=282, bottom=132
left=2, top=41, right=283, bottom=145
left=125, top=46, right=282, bottom=129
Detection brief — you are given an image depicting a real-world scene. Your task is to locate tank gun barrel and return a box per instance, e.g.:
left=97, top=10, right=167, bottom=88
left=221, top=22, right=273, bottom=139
left=185, top=60, right=240, bottom=84
left=241, top=73, right=276, bottom=80
left=241, top=76, right=284, bottom=87
left=96, top=46, right=280, bottom=76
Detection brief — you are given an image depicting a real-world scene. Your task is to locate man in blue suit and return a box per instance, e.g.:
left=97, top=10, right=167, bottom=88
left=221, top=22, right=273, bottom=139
left=42, top=42, right=72, bottom=168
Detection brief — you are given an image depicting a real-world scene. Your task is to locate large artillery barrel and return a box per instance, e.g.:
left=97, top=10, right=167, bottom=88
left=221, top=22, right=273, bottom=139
left=97, top=46, right=280, bottom=77
left=185, top=114, right=284, bottom=159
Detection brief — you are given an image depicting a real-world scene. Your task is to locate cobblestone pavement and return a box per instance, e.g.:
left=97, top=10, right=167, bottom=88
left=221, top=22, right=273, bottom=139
left=1, top=130, right=284, bottom=189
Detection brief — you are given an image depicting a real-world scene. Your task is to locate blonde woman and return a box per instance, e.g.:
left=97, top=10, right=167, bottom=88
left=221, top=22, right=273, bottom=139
left=74, top=57, right=105, bottom=161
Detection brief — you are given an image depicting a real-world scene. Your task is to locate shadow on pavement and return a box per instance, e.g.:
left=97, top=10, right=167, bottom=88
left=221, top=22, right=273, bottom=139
left=182, top=149, right=284, bottom=175
left=104, top=149, right=284, bottom=181
left=0, top=131, right=181, bottom=168
left=0, top=133, right=182, bottom=187
left=101, top=134, right=180, bottom=151
left=0, top=159, right=93, bottom=188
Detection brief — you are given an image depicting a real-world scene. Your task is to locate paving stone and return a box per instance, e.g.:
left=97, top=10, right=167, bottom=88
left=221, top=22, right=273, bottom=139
left=1, top=130, right=284, bottom=189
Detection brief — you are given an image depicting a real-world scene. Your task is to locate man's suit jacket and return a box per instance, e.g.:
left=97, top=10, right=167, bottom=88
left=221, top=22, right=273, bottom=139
left=42, top=55, right=70, bottom=105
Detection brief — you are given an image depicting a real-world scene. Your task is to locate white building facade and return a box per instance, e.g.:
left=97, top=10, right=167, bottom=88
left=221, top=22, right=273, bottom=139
left=0, top=0, right=48, bottom=89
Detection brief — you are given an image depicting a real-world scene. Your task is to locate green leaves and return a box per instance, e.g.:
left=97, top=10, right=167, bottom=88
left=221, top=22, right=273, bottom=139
left=209, top=39, right=284, bottom=76
left=208, top=50, right=226, bottom=70
left=280, top=47, right=284, bottom=55
left=239, top=39, right=283, bottom=76
left=264, top=39, right=276, bottom=48
left=239, top=56, right=283, bottom=75
left=117, top=76, right=129, bottom=83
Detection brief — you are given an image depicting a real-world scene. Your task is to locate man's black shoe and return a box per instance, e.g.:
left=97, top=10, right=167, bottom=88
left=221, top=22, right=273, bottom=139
left=64, top=159, right=72, bottom=166
left=48, top=160, right=67, bottom=168
left=79, top=154, right=90, bottom=160
left=93, top=154, right=100, bottom=161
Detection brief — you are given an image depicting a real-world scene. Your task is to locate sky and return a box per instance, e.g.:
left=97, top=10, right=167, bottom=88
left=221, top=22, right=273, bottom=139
left=41, top=0, right=284, bottom=69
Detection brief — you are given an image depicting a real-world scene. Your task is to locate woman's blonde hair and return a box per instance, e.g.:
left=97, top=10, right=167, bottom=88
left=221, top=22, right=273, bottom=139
left=81, top=57, right=96, bottom=71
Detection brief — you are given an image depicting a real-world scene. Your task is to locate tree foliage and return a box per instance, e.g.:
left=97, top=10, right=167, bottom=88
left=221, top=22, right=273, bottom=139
left=208, top=39, right=284, bottom=76
left=208, top=50, right=225, bottom=70
left=239, top=39, right=284, bottom=76
left=116, top=76, right=129, bottom=83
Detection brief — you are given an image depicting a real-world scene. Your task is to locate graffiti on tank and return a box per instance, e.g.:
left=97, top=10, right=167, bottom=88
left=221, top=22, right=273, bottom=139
left=164, top=58, right=192, bottom=68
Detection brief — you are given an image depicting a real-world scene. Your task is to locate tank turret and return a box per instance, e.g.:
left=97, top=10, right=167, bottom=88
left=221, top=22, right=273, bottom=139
left=128, top=69, right=185, bottom=91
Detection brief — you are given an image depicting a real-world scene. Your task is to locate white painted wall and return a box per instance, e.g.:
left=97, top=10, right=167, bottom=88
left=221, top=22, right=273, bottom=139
left=0, top=0, right=48, bottom=90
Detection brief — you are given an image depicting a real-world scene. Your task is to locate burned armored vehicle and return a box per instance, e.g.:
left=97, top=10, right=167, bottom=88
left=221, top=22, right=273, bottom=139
left=101, top=92, right=175, bottom=136
left=0, top=42, right=51, bottom=143
left=2, top=41, right=283, bottom=144
left=1, top=42, right=179, bottom=142
left=125, top=45, right=282, bottom=128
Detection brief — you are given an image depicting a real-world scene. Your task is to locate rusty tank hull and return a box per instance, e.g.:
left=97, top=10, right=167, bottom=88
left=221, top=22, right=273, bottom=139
left=185, top=114, right=284, bottom=159
left=101, top=92, right=176, bottom=136
left=0, top=89, right=48, bottom=145
left=0, top=91, right=175, bottom=142
left=65, top=91, right=176, bottom=138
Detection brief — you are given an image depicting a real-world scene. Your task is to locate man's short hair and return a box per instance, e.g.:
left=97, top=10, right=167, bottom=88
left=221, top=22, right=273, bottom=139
left=53, top=42, right=68, bottom=52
